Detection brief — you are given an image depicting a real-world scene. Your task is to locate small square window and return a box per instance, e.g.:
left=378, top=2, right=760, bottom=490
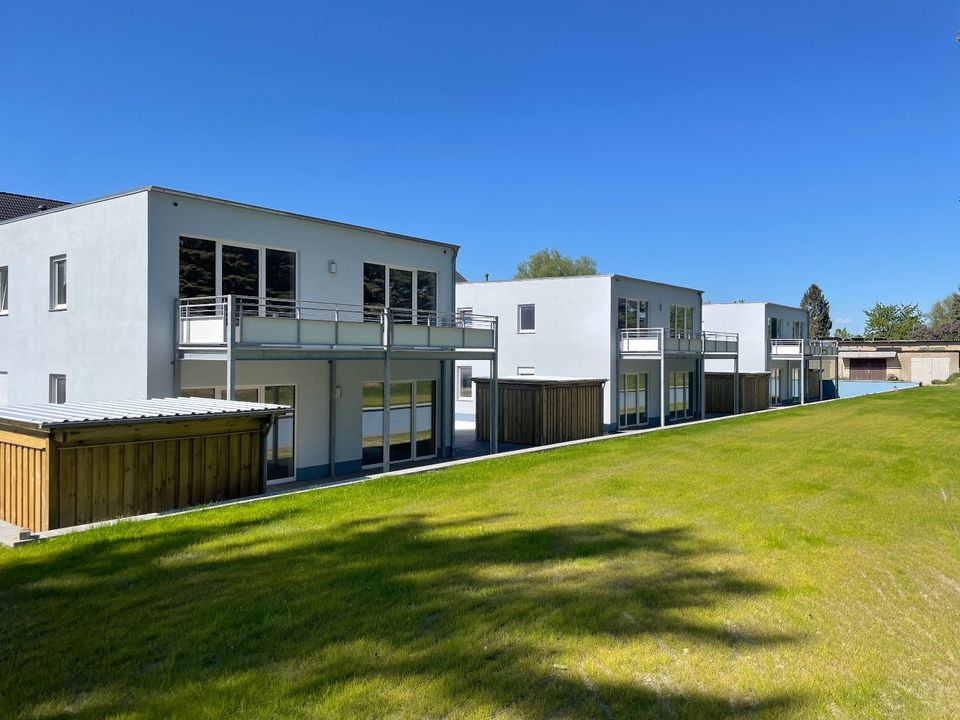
left=0, top=266, right=8, bottom=314
left=518, top=304, right=535, bottom=333
left=49, top=374, right=66, bottom=404
left=457, top=366, right=473, bottom=400
left=50, top=255, right=67, bottom=310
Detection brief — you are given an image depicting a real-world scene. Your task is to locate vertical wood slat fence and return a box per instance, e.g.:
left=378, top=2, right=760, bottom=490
left=0, top=415, right=271, bottom=534
left=704, top=373, right=770, bottom=415
left=476, top=379, right=606, bottom=446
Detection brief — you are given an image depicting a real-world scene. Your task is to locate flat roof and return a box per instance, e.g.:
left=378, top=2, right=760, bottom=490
left=458, top=273, right=703, bottom=294
left=473, top=376, right=608, bottom=384
left=0, top=185, right=458, bottom=251
left=0, top=397, right=289, bottom=430
left=705, top=301, right=805, bottom=312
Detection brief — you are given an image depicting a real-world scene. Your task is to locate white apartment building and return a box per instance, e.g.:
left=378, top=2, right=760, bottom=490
left=702, top=302, right=837, bottom=405
left=454, top=274, right=739, bottom=431
left=0, top=187, right=497, bottom=481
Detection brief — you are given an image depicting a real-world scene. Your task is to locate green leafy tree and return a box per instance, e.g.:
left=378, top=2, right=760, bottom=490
left=800, top=284, right=832, bottom=338
left=927, top=286, right=960, bottom=328
left=834, top=327, right=851, bottom=339
left=515, top=249, right=598, bottom=279
left=863, top=302, right=924, bottom=339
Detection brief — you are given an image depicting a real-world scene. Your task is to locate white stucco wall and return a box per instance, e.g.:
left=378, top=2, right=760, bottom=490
left=703, top=302, right=809, bottom=375
left=0, top=192, right=150, bottom=405
left=454, top=274, right=704, bottom=427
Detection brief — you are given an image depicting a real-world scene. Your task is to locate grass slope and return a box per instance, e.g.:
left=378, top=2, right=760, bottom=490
left=1, top=386, right=959, bottom=719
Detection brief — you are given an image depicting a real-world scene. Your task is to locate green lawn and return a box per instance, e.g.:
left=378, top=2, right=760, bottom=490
left=2, top=386, right=959, bottom=719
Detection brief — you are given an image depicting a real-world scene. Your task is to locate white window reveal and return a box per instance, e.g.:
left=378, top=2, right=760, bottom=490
left=49, top=374, right=66, bottom=404
left=0, top=371, right=8, bottom=406
left=517, top=304, right=535, bottom=333
left=457, top=366, right=473, bottom=399
left=0, top=266, right=8, bottom=314
left=517, top=366, right=536, bottom=376
left=50, top=255, right=67, bottom=310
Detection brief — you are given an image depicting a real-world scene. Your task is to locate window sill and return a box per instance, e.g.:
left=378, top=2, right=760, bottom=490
left=49, top=307, right=67, bottom=312
left=517, top=330, right=536, bottom=335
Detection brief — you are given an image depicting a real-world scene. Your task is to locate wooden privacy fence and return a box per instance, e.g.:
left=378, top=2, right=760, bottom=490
left=0, top=400, right=284, bottom=533
left=705, top=373, right=769, bottom=415
left=476, top=378, right=606, bottom=446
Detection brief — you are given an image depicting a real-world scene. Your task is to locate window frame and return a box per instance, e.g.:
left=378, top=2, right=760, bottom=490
left=0, top=265, right=8, bottom=315
left=49, top=374, right=66, bottom=404
left=617, top=297, right=648, bottom=331
left=517, top=303, right=536, bottom=334
left=363, top=261, right=440, bottom=325
left=49, top=255, right=67, bottom=311
left=516, top=366, right=536, bottom=376
left=457, top=366, right=473, bottom=400
left=669, top=304, right=694, bottom=338
left=362, top=378, right=439, bottom=468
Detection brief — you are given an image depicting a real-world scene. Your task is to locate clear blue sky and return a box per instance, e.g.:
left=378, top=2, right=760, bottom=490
left=2, top=1, right=957, bottom=332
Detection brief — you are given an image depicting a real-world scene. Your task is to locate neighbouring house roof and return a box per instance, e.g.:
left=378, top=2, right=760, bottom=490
left=473, top=376, right=608, bottom=384
left=0, top=397, right=289, bottom=431
left=0, top=191, right=70, bottom=222
left=455, top=271, right=468, bottom=283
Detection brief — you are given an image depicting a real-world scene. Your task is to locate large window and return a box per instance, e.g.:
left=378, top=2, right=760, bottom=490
left=49, top=374, right=66, bottom=404
left=363, top=263, right=437, bottom=324
left=0, top=266, right=7, bottom=314
left=668, top=371, right=694, bottom=420
left=362, top=380, right=437, bottom=467
left=619, top=372, right=647, bottom=428
left=791, top=320, right=803, bottom=339
left=669, top=305, right=694, bottom=338
left=770, top=368, right=782, bottom=405
left=50, top=255, right=66, bottom=310
left=518, top=304, right=535, bottom=333
left=178, top=237, right=297, bottom=306
left=458, top=366, right=473, bottom=400
left=768, top=317, right=782, bottom=339
left=790, top=367, right=800, bottom=402
left=618, top=298, right=648, bottom=331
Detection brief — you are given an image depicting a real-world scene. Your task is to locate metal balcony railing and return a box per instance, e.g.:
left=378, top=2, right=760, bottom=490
left=770, top=339, right=839, bottom=357
left=178, top=295, right=497, bottom=351
left=619, top=328, right=739, bottom=355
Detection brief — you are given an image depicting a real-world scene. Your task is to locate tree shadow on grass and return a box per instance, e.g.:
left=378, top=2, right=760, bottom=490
left=0, top=510, right=807, bottom=719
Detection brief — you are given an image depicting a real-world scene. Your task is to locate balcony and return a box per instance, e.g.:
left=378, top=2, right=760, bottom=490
left=619, top=329, right=739, bottom=356
left=179, top=296, right=497, bottom=353
left=769, top=339, right=839, bottom=359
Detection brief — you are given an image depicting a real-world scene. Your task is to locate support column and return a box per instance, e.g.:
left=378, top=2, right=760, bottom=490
left=800, top=355, right=806, bottom=405
left=226, top=294, right=236, bottom=401
left=328, top=360, right=337, bottom=479
left=659, top=350, right=667, bottom=428
left=733, top=355, right=740, bottom=415
left=382, top=350, right=391, bottom=472
left=172, top=297, right=181, bottom=397
left=613, top=344, right=621, bottom=431
left=490, top=353, right=499, bottom=454
left=699, top=356, right=706, bottom=420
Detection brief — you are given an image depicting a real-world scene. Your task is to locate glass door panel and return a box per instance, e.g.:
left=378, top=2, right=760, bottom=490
left=222, top=244, right=260, bottom=306
left=265, top=385, right=295, bottom=482
left=389, top=382, right=413, bottom=462
left=362, top=382, right=384, bottom=467
left=415, top=380, right=436, bottom=457
left=389, top=269, right=414, bottom=324
left=416, top=271, right=437, bottom=325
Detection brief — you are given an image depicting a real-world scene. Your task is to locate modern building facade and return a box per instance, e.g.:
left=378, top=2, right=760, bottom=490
left=454, top=274, right=738, bottom=431
left=0, top=186, right=496, bottom=482
left=702, top=302, right=837, bottom=405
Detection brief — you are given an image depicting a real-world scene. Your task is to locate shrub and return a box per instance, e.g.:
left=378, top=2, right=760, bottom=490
left=887, top=374, right=899, bottom=381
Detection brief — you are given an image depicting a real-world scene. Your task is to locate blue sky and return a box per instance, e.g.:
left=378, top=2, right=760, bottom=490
left=2, top=1, right=957, bottom=332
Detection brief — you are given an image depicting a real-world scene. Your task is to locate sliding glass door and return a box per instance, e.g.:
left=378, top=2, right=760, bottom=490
left=618, top=372, right=647, bottom=428
left=668, top=371, right=695, bottom=421
left=363, top=263, right=438, bottom=325
left=361, top=380, right=437, bottom=468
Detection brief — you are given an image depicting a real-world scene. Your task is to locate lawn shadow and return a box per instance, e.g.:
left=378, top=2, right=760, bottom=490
left=0, top=510, right=807, bottom=718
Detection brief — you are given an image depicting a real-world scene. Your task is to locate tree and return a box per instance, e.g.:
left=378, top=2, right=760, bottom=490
left=863, top=302, right=924, bottom=339
left=834, top=327, right=851, bottom=339
left=799, top=284, right=831, bottom=338
left=927, top=286, right=960, bottom=329
left=515, top=249, right=598, bottom=279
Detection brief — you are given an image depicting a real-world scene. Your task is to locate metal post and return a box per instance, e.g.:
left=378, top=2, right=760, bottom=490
left=733, top=354, right=740, bottom=415
left=800, top=354, right=806, bottom=405
left=172, top=297, right=181, bottom=397
left=226, top=294, right=236, bottom=401
left=260, top=416, right=274, bottom=494
left=328, top=360, right=337, bottom=478
left=613, top=332, right=621, bottom=431
left=382, top=349, right=391, bottom=473
left=659, top=336, right=666, bottom=428
left=490, top=322, right=500, bottom=455
left=699, top=355, right=706, bottom=420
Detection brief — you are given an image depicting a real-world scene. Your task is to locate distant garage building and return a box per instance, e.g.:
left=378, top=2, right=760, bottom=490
left=838, top=341, right=960, bottom=384
left=475, top=377, right=606, bottom=446
left=0, top=398, right=288, bottom=533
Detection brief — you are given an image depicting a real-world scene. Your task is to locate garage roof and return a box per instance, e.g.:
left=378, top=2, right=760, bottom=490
left=839, top=351, right=897, bottom=359
left=0, top=397, right=289, bottom=430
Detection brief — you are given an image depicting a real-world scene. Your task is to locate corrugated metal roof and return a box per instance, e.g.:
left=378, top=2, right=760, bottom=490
left=0, top=397, right=289, bottom=429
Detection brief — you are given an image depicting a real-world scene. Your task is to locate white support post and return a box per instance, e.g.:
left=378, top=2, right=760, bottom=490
left=659, top=347, right=667, bottom=428
left=613, top=335, right=621, bottom=431
left=382, top=349, right=391, bottom=472
left=800, top=356, right=806, bottom=405
left=328, top=360, right=337, bottom=478
left=699, top=356, right=706, bottom=420
left=172, top=297, right=181, bottom=397
left=226, top=294, right=236, bottom=401
left=490, top=356, right=499, bottom=455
